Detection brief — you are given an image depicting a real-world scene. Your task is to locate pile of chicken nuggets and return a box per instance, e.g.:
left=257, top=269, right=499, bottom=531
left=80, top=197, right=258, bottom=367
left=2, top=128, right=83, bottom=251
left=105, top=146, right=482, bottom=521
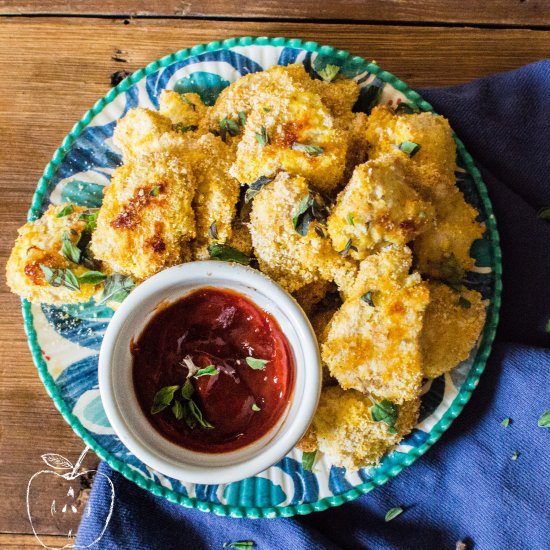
left=7, top=64, right=488, bottom=469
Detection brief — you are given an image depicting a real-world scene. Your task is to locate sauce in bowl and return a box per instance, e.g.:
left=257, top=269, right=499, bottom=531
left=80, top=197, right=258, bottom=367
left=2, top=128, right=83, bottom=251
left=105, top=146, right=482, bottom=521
left=132, top=287, right=295, bottom=453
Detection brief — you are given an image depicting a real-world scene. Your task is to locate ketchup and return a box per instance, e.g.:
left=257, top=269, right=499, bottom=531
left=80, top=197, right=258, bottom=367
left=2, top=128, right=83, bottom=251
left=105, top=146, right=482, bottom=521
left=132, top=287, right=295, bottom=453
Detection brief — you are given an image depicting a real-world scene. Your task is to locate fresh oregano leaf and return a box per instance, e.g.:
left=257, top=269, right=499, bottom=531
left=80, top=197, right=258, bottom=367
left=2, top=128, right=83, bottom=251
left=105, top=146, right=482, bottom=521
left=338, top=238, right=357, bottom=257
left=246, top=357, right=268, bottom=370
left=172, top=399, right=184, bottom=420
left=181, top=379, right=195, bottom=401
left=385, top=507, right=404, bottom=522
left=99, top=274, right=135, bottom=304
left=398, top=140, right=422, bottom=157
left=223, top=542, right=256, bottom=549
left=208, top=220, right=219, bottom=240
left=60, top=231, right=81, bottom=264
left=194, top=365, right=219, bottom=378
left=291, top=143, right=324, bottom=156
left=302, top=450, right=317, bottom=471
left=40, top=265, right=80, bottom=291
left=244, top=176, right=273, bottom=203
left=79, top=210, right=99, bottom=232
left=188, top=399, right=214, bottom=429
left=458, top=296, right=471, bottom=309
left=371, top=399, right=399, bottom=434
left=251, top=403, right=261, bottom=412
left=538, top=410, right=550, bottom=427
left=151, top=385, right=180, bottom=414
left=238, top=110, right=247, bottom=126
left=316, top=63, right=340, bottom=82
left=56, top=204, right=74, bottom=218
left=361, top=291, right=375, bottom=307
left=255, top=126, right=269, bottom=146
left=501, top=417, right=511, bottom=427
left=172, top=123, right=197, bottom=133
left=208, top=243, right=251, bottom=265
left=78, top=271, right=107, bottom=285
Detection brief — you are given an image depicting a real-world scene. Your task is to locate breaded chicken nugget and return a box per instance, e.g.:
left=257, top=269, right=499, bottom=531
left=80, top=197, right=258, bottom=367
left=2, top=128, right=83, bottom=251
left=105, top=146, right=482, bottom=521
left=366, top=106, right=457, bottom=198
left=292, top=280, right=332, bottom=316
left=113, top=108, right=173, bottom=163
left=249, top=172, right=357, bottom=294
left=343, top=112, right=370, bottom=180
left=421, top=281, right=487, bottom=379
left=414, top=187, right=485, bottom=279
left=322, top=246, right=429, bottom=403
left=6, top=204, right=104, bottom=304
left=311, top=386, right=420, bottom=469
left=328, top=152, right=434, bottom=260
left=230, top=89, right=348, bottom=194
left=91, top=151, right=196, bottom=280
left=158, top=91, right=206, bottom=129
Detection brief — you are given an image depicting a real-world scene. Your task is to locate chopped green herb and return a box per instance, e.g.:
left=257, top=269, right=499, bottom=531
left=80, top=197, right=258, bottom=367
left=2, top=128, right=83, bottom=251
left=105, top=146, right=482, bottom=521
left=181, top=379, right=195, bottom=401
left=56, top=204, right=74, bottom=218
left=361, top=291, right=375, bottom=307
left=395, top=102, right=420, bottom=114
left=302, top=450, right=317, bottom=472
left=172, top=123, right=197, bottom=133
left=171, top=399, right=184, bottom=420
left=60, top=231, right=81, bottom=264
left=99, top=274, right=135, bottom=304
left=149, top=185, right=161, bottom=197
left=208, top=220, right=219, bottom=240
left=537, top=206, right=550, bottom=221
left=180, top=94, right=196, bottom=110
left=501, top=417, right=511, bottom=427
left=292, top=193, right=329, bottom=237
left=316, top=63, right=340, bottom=82
left=195, top=365, right=219, bottom=378
left=223, top=542, right=256, bottom=549
left=220, top=116, right=241, bottom=139
left=263, top=106, right=271, bottom=112
left=238, top=110, right=247, bottom=126
left=79, top=210, right=99, bottom=232
left=246, top=357, right=268, bottom=370
left=370, top=399, right=399, bottom=434
left=418, top=210, right=427, bottom=220
left=182, top=402, right=197, bottom=430
left=537, top=410, right=550, bottom=427
left=188, top=399, right=214, bottom=429
left=338, top=238, right=357, bottom=257
left=151, top=385, right=180, bottom=414
left=385, top=507, right=404, bottom=522
left=245, top=176, right=273, bottom=203
left=398, top=140, right=421, bottom=157
left=40, top=265, right=80, bottom=291
left=291, top=143, right=324, bottom=156
left=346, top=212, right=355, bottom=226
left=458, top=296, right=471, bottom=309
left=546, top=319, right=550, bottom=333
left=511, top=451, right=520, bottom=461
left=314, top=224, right=325, bottom=238
left=251, top=403, right=261, bottom=412
left=255, top=126, right=269, bottom=146
left=208, top=243, right=251, bottom=265
left=77, top=271, right=107, bottom=285
left=438, top=254, right=465, bottom=291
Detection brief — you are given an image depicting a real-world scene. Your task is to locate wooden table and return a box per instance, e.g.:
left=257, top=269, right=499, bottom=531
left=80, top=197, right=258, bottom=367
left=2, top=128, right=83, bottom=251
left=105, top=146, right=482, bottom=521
left=0, top=2, right=548, bottom=547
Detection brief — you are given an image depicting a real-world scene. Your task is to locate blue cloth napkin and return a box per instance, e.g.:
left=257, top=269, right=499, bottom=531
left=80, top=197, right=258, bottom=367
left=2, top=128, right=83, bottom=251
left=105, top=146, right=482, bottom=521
left=76, top=61, right=550, bottom=550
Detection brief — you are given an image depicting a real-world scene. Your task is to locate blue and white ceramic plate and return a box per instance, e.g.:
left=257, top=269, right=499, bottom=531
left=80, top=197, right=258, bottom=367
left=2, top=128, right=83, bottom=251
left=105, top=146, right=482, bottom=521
left=23, top=37, right=502, bottom=518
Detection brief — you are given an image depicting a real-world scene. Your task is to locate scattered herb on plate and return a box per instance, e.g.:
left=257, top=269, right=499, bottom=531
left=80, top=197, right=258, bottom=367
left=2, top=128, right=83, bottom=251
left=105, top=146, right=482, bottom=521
left=208, top=243, right=251, bottom=265
left=338, top=238, right=357, bottom=257
left=537, top=410, right=550, bottom=427
left=56, top=205, right=74, bottom=218
left=291, top=143, right=324, bottom=156
left=501, top=417, right=511, bottom=428
left=99, top=273, right=135, bottom=304
left=208, top=220, right=219, bottom=240
left=370, top=399, right=399, bottom=434
left=316, top=63, right=340, bottom=82
left=40, top=266, right=80, bottom=291
left=195, top=365, right=219, bottom=378
left=361, top=291, right=375, bottom=307
left=245, top=176, right=273, bottom=203
left=537, top=206, right=550, bottom=221
left=251, top=403, right=261, bottom=412
left=223, top=542, right=256, bottom=549
left=511, top=451, right=520, bottom=461
left=60, top=231, right=81, bottom=264
left=151, top=385, right=180, bottom=414
left=255, top=126, right=269, bottom=146
left=302, top=450, right=317, bottom=472
left=398, top=140, right=421, bottom=157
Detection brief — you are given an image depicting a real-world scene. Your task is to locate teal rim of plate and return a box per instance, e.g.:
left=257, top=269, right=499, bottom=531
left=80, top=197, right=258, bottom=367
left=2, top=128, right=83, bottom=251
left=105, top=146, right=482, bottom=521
left=21, top=35, right=502, bottom=519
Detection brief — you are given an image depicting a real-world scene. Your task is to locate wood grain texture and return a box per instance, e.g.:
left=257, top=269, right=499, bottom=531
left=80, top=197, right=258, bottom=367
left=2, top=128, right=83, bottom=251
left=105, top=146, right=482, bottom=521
left=0, top=16, right=549, bottom=537
left=0, top=534, right=72, bottom=548
left=1, top=0, right=550, bottom=27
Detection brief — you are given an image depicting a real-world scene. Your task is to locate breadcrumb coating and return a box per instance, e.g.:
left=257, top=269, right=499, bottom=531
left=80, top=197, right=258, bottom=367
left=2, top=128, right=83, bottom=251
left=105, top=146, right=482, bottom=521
left=6, top=204, right=104, bottom=304
left=414, top=186, right=485, bottom=278
left=322, top=246, right=429, bottom=403
left=91, top=151, right=196, bottom=280
left=249, top=172, right=357, bottom=294
left=158, top=91, right=206, bottom=128
left=328, top=152, right=434, bottom=260
left=421, top=281, right=487, bottom=379
left=311, top=386, right=420, bottom=469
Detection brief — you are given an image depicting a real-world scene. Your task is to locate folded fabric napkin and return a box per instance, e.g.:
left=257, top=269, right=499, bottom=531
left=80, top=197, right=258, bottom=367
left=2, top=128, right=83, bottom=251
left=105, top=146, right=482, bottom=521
left=76, top=61, right=550, bottom=549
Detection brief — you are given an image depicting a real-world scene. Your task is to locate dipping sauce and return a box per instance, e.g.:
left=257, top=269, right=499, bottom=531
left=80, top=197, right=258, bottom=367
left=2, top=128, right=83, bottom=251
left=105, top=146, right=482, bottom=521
left=132, top=287, right=295, bottom=453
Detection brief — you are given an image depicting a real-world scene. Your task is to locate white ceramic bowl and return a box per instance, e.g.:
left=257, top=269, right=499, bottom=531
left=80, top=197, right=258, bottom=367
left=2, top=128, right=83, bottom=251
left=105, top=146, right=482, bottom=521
left=98, top=261, right=321, bottom=485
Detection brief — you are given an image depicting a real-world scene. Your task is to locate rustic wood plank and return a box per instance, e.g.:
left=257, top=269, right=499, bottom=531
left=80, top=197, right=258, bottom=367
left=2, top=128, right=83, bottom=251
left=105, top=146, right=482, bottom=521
left=1, top=0, right=550, bottom=27
left=0, top=16, right=549, bottom=536
left=0, top=533, right=72, bottom=548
